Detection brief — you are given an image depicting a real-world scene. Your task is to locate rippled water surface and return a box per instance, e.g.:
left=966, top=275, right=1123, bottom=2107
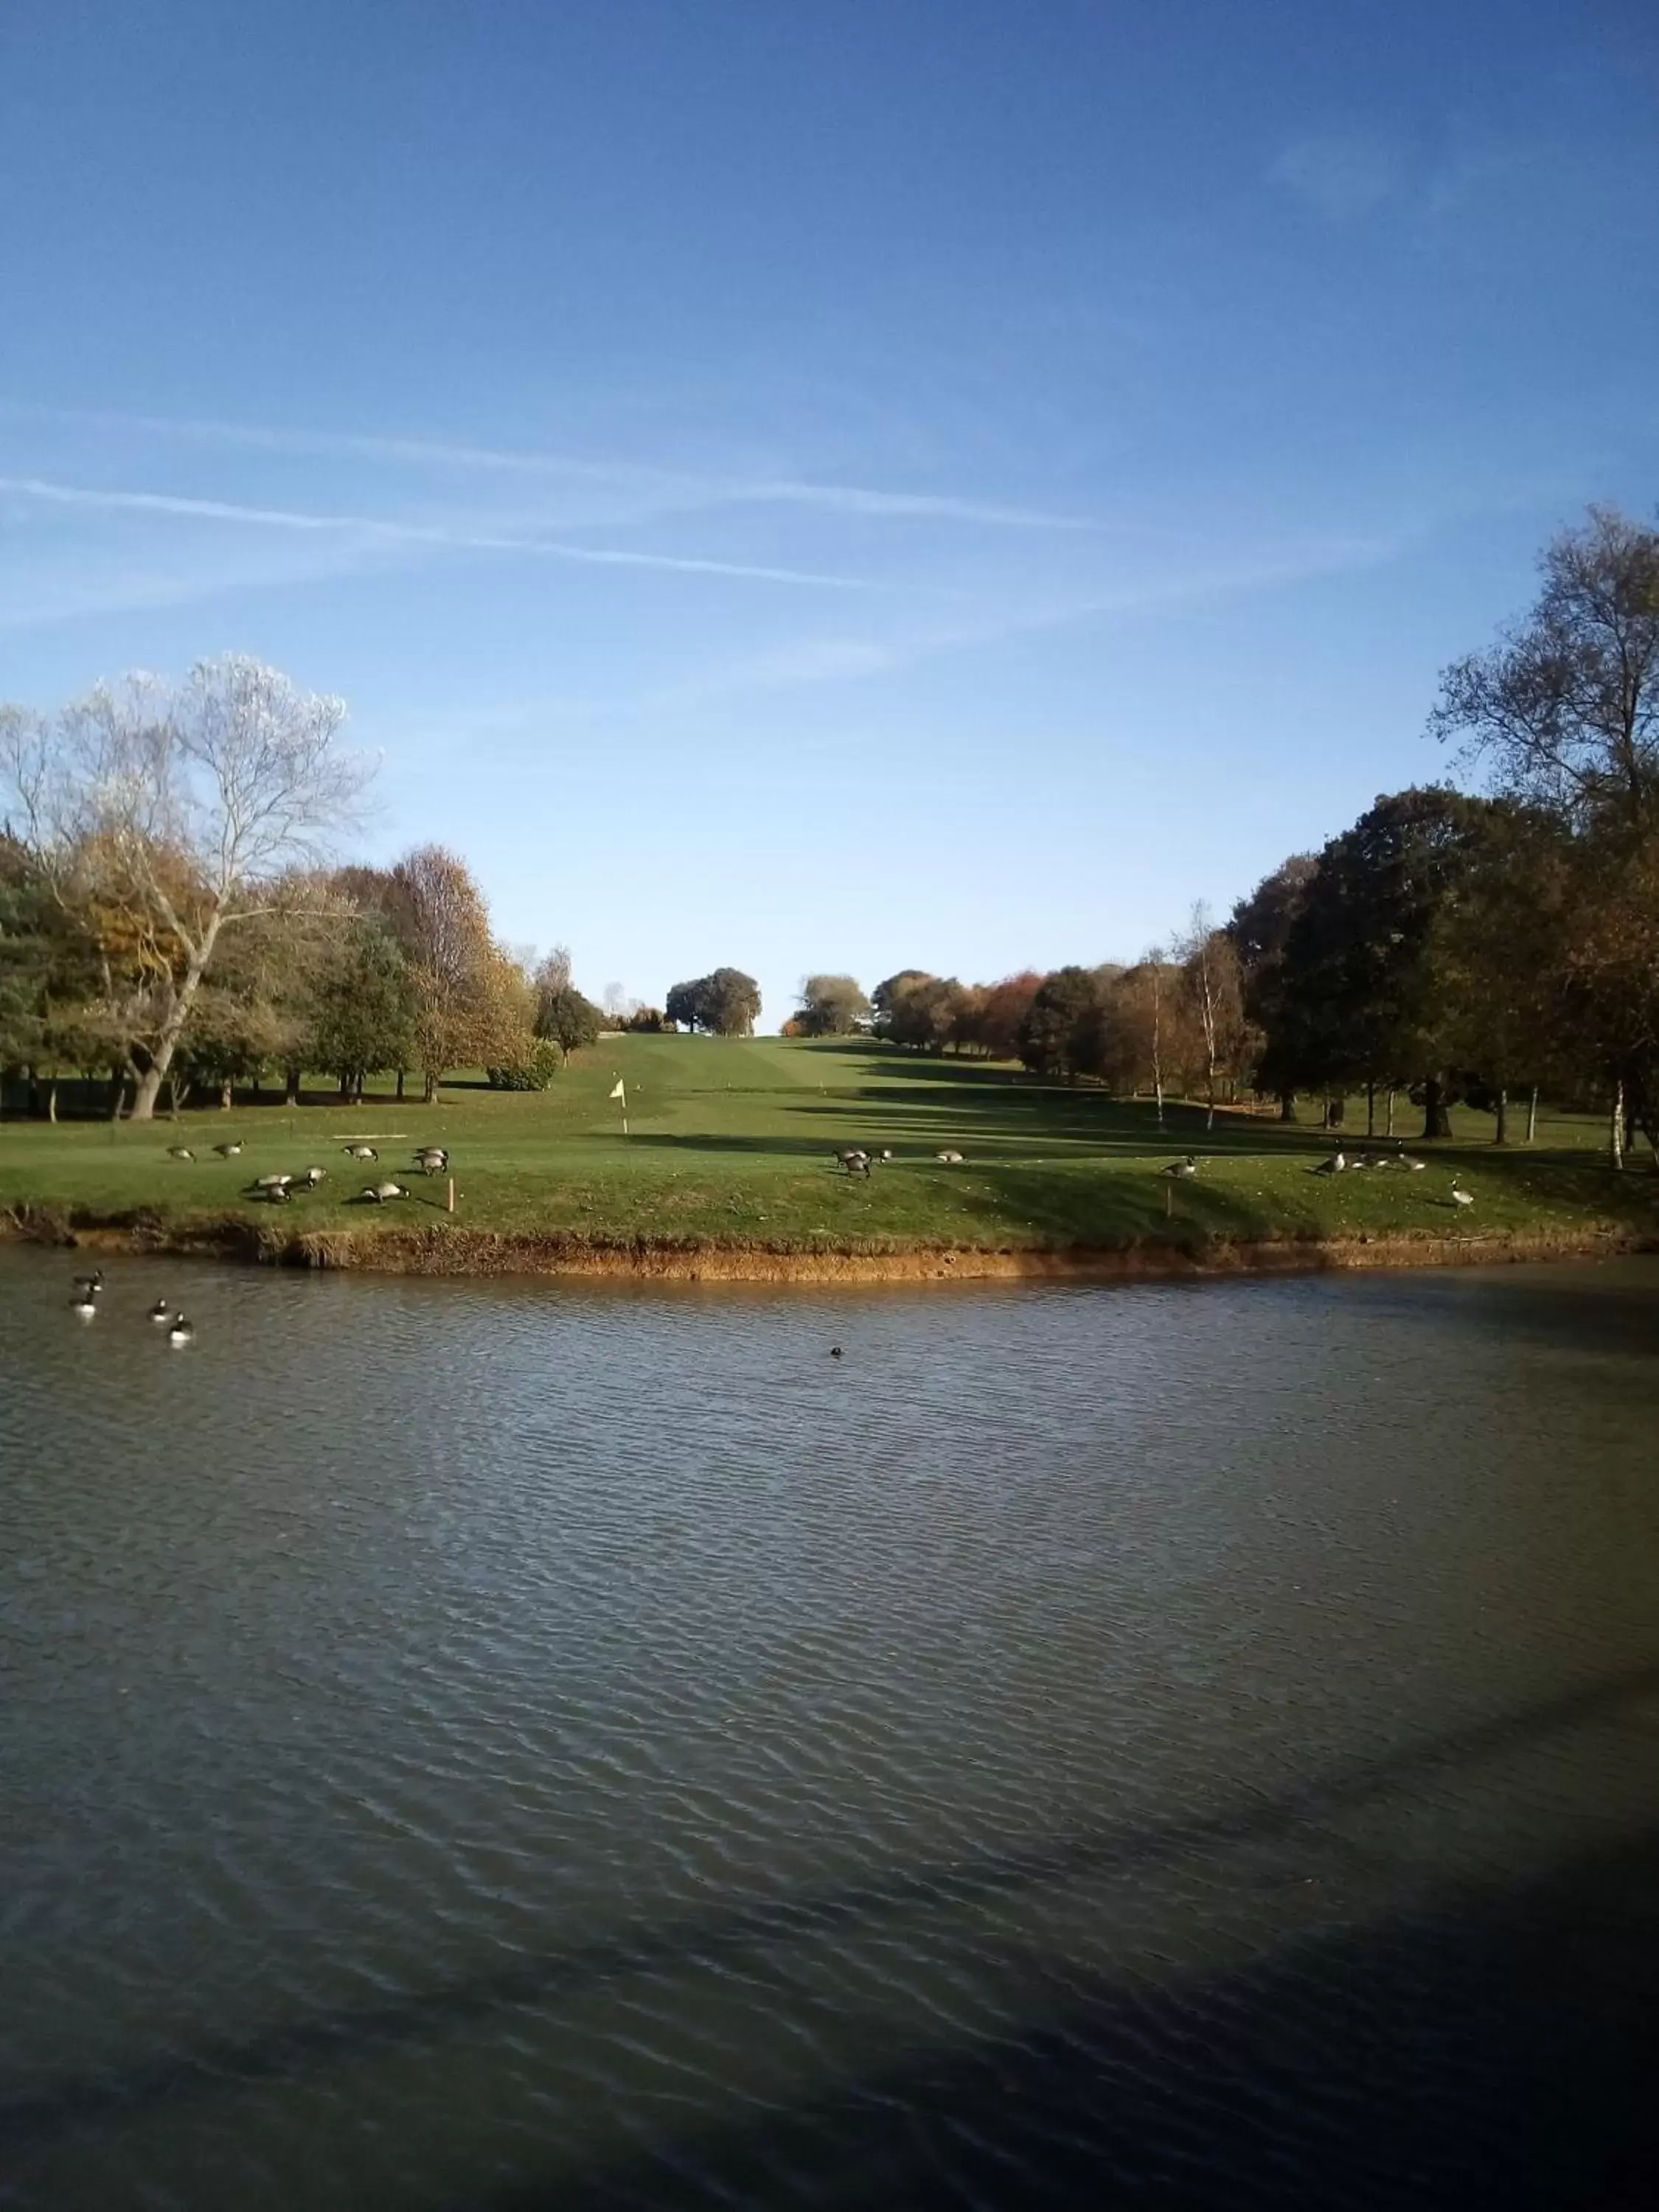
left=4, top=1247, right=1659, bottom=2209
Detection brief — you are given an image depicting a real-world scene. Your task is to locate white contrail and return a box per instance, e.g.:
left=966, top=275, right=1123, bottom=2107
left=0, top=475, right=883, bottom=590
left=0, top=400, right=1100, bottom=532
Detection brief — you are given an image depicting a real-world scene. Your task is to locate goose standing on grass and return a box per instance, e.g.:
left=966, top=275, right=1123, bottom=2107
left=344, top=1144, right=378, bottom=1161
left=1312, top=1151, right=1347, bottom=1176
left=362, top=1180, right=409, bottom=1203
left=1451, top=1181, right=1475, bottom=1208
left=149, top=1298, right=171, bottom=1324
left=1164, top=1155, right=1198, bottom=1179
left=212, top=1141, right=243, bottom=1158
left=414, top=1147, right=448, bottom=1175
left=935, top=1150, right=965, bottom=1164
left=167, top=1145, right=195, bottom=1161
left=167, top=1314, right=195, bottom=1346
left=302, top=1166, right=328, bottom=1188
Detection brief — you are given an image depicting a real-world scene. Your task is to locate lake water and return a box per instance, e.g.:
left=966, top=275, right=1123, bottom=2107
left=3, top=1245, right=1658, bottom=2210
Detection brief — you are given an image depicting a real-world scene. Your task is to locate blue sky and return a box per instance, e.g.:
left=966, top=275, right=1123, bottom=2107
left=3, top=0, right=1657, bottom=1026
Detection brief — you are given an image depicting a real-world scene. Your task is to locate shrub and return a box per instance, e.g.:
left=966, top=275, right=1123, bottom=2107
left=486, top=1040, right=563, bottom=1091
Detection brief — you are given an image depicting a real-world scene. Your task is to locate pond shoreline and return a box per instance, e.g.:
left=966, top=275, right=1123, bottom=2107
left=6, top=1205, right=1655, bottom=1283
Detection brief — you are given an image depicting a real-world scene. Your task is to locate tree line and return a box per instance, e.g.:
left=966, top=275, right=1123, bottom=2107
left=788, top=508, right=1659, bottom=1164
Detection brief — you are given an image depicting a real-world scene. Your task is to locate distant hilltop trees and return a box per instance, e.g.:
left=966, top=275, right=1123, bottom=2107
left=664, top=969, right=762, bottom=1037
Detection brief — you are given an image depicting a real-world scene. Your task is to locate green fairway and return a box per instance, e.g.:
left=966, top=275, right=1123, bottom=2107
left=2, top=1036, right=1656, bottom=1262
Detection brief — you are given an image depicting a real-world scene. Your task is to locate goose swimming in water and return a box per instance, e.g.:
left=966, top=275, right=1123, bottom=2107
left=149, top=1298, right=171, bottom=1323
left=72, top=1269, right=105, bottom=1299
left=71, top=1284, right=100, bottom=1318
left=167, top=1314, right=195, bottom=1346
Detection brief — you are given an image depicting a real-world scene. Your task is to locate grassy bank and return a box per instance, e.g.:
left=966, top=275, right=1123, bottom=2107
left=3, top=1037, right=1657, bottom=1276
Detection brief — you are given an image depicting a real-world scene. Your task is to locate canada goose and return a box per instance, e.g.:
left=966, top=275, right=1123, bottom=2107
left=72, top=1270, right=105, bottom=1298
left=413, top=1148, right=448, bottom=1175
left=149, top=1298, right=171, bottom=1323
left=1403, top=1155, right=1426, bottom=1171
left=167, top=1315, right=194, bottom=1345
left=835, top=1147, right=867, bottom=1168
left=362, top=1180, right=409, bottom=1203
left=830, top=1345, right=844, bottom=1359
left=253, top=1172, right=293, bottom=1192
left=71, top=1285, right=100, bottom=1318
left=1164, top=1155, right=1198, bottom=1178
left=265, top=1183, right=293, bottom=1203
left=212, top=1141, right=243, bottom=1158
left=1312, top=1152, right=1347, bottom=1175
left=1451, top=1181, right=1475, bottom=1208
left=344, top=1144, right=378, bottom=1161
left=936, top=1150, right=964, bottom=1164
left=302, top=1166, right=327, bottom=1187
left=879, top=1148, right=894, bottom=1161
left=167, top=1145, right=195, bottom=1161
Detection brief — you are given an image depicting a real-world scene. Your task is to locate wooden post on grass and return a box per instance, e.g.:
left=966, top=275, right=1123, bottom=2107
left=1164, top=1179, right=1172, bottom=1220
left=447, top=1176, right=455, bottom=1214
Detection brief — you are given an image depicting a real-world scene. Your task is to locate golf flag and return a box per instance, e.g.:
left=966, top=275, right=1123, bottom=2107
left=608, top=1079, right=625, bottom=1100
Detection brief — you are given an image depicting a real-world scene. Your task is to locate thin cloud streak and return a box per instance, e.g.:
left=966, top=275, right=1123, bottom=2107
left=0, top=400, right=1102, bottom=534
left=0, top=475, right=886, bottom=591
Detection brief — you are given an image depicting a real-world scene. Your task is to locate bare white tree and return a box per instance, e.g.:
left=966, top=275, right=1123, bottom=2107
left=1, top=655, right=372, bottom=1119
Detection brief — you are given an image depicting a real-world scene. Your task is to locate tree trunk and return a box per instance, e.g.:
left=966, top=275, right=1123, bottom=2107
left=109, top=1066, right=128, bottom=1120
left=285, top=1066, right=300, bottom=1107
left=339, top=1072, right=352, bottom=1100
left=1494, top=1087, right=1508, bottom=1146
left=1385, top=1087, right=1396, bottom=1138
left=1277, top=1090, right=1296, bottom=1122
left=1420, top=1076, right=1452, bottom=1141
left=128, top=942, right=217, bottom=1121
left=220, top=1079, right=233, bottom=1111
left=424, top=1071, right=439, bottom=1103
left=396, top=1068, right=406, bottom=1101
left=1366, top=1081, right=1376, bottom=1138
left=1526, top=1086, right=1538, bottom=1145
left=1610, top=1078, right=1625, bottom=1172
left=46, top=1081, right=58, bottom=1123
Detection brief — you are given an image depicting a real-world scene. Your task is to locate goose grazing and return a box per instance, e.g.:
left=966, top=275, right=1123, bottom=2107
left=212, top=1141, right=243, bottom=1158
left=362, top=1180, right=409, bottom=1203
left=265, top=1182, right=293, bottom=1204
left=1164, top=1155, right=1198, bottom=1178
left=167, top=1314, right=195, bottom=1346
left=71, top=1284, right=100, bottom=1318
left=344, top=1144, right=378, bottom=1161
left=1450, top=1181, right=1475, bottom=1208
left=413, top=1147, right=448, bottom=1175
left=935, top=1150, right=964, bottom=1164
left=1312, top=1151, right=1347, bottom=1175
left=252, top=1173, right=293, bottom=1197
left=302, top=1166, right=328, bottom=1187
left=149, top=1298, right=171, bottom=1324
left=167, top=1145, right=195, bottom=1161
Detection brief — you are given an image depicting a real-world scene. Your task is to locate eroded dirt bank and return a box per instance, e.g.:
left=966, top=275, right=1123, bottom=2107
left=6, top=1206, right=1655, bottom=1283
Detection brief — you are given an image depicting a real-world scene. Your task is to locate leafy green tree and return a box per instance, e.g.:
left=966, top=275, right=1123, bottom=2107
left=1229, top=855, right=1318, bottom=1119
left=1018, top=966, right=1108, bottom=1080
left=665, top=976, right=710, bottom=1032
left=796, top=974, right=871, bottom=1036
left=703, top=967, right=761, bottom=1036
left=304, top=915, right=415, bottom=1102
left=536, top=983, right=602, bottom=1062
left=1265, top=788, right=1503, bottom=1138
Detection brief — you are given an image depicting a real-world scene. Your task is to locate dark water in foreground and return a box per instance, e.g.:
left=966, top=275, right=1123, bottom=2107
left=3, top=1247, right=1658, bottom=2211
